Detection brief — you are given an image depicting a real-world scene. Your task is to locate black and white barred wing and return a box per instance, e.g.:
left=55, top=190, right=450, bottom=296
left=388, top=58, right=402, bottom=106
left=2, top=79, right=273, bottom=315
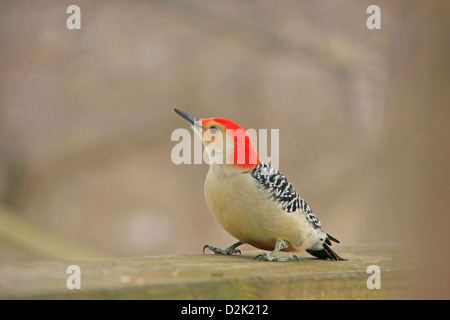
left=249, top=162, right=322, bottom=229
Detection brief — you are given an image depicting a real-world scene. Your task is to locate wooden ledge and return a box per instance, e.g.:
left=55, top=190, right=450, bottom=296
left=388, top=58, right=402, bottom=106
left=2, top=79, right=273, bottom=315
left=0, top=245, right=415, bottom=299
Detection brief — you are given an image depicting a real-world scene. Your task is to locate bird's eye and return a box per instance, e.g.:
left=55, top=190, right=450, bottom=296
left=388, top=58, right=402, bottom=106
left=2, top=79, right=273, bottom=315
left=209, top=126, right=219, bottom=134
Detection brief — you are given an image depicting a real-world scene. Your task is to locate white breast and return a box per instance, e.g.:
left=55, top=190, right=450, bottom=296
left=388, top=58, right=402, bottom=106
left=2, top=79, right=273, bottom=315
left=204, top=164, right=314, bottom=252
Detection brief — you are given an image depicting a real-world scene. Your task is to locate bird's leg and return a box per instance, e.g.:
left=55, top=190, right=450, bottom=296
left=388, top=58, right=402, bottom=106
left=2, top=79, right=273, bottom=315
left=254, top=239, right=299, bottom=262
left=203, top=241, right=243, bottom=255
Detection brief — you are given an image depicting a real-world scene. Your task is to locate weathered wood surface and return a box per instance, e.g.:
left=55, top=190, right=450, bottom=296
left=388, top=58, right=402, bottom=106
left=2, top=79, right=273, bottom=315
left=0, top=245, right=415, bottom=299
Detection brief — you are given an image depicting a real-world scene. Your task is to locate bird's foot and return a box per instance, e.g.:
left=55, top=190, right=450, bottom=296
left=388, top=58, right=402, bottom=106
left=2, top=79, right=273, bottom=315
left=203, top=244, right=241, bottom=255
left=254, top=252, right=299, bottom=262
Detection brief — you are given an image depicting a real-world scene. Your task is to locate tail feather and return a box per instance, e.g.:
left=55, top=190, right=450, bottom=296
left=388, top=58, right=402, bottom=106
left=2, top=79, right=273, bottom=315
left=306, top=243, right=347, bottom=261
left=326, top=233, right=340, bottom=244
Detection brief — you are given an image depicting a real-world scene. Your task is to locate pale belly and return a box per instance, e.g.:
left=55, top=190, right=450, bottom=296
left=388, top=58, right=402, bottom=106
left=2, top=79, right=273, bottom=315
left=204, top=166, right=311, bottom=252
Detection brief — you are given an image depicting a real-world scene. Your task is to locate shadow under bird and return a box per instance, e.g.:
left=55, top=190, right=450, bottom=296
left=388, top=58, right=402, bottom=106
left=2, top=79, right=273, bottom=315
left=174, top=108, right=345, bottom=261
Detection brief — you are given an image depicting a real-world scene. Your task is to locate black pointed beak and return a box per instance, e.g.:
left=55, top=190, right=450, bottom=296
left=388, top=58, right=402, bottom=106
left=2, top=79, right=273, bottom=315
left=174, top=108, right=204, bottom=130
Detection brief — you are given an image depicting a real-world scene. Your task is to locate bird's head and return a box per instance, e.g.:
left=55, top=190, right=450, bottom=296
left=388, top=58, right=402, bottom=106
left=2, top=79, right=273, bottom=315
left=174, top=108, right=259, bottom=169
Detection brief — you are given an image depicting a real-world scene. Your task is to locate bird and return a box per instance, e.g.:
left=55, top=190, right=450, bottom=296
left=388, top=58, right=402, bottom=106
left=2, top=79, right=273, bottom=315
left=174, top=108, right=345, bottom=261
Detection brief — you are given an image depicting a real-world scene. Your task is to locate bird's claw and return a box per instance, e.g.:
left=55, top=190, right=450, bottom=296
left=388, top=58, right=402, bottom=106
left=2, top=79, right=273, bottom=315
left=203, top=244, right=241, bottom=255
left=254, top=253, right=267, bottom=261
left=254, top=253, right=299, bottom=262
left=202, top=245, right=211, bottom=254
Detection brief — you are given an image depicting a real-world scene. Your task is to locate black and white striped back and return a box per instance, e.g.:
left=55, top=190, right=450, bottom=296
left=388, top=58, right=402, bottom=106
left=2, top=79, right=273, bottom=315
left=249, top=162, right=322, bottom=229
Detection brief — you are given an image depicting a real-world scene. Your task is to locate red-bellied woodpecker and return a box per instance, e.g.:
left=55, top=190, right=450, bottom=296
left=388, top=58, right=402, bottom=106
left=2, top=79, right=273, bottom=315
left=174, top=108, right=345, bottom=261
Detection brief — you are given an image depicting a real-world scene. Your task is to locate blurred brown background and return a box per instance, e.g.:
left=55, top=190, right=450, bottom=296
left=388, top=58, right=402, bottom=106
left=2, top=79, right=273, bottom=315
left=0, top=0, right=449, bottom=298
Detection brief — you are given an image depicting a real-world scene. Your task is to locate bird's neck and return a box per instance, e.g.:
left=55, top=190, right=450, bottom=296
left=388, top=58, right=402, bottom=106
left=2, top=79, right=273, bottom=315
left=208, top=162, right=256, bottom=179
